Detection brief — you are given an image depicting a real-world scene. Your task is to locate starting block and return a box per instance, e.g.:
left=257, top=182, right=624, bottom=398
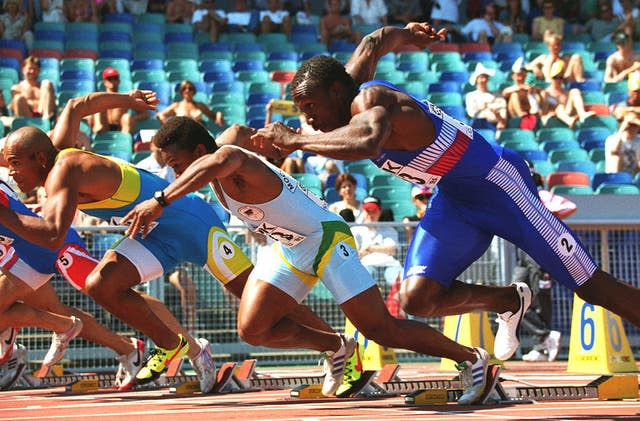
left=289, top=370, right=378, bottom=399
left=66, top=379, right=100, bottom=393
left=169, top=361, right=238, bottom=394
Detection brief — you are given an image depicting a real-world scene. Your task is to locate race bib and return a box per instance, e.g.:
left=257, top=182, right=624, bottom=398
left=380, top=159, right=442, bottom=188
left=0, top=244, right=16, bottom=270
left=56, top=244, right=99, bottom=291
left=255, top=223, right=306, bottom=247
left=110, top=216, right=159, bottom=234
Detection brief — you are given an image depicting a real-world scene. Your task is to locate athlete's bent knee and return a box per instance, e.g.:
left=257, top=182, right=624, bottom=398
left=400, top=280, right=446, bottom=316
left=237, top=324, right=268, bottom=346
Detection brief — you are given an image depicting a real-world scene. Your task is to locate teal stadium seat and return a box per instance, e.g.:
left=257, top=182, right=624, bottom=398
left=11, top=117, right=51, bottom=132
left=595, top=183, right=640, bottom=195
left=550, top=185, right=594, bottom=195
left=548, top=148, right=589, bottom=164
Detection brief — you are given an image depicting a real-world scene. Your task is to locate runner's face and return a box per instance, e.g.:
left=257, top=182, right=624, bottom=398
left=293, top=81, right=350, bottom=132
left=158, top=144, right=200, bottom=177
left=3, top=148, right=42, bottom=192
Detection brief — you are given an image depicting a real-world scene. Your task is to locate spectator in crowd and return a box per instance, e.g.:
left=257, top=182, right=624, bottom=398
left=115, top=0, right=148, bottom=15
left=282, top=0, right=310, bottom=24
left=10, top=56, right=55, bottom=121
left=538, top=61, right=596, bottom=127
left=531, top=0, right=564, bottom=41
left=65, top=0, right=98, bottom=22
left=527, top=34, right=585, bottom=82
left=431, top=0, right=460, bottom=25
left=351, top=0, right=387, bottom=27
left=465, top=62, right=507, bottom=130
left=578, top=0, right=600, bottom=23
left=225, top=0, right=257, bottom=33
left=351, top=195, right=401, bottom=270
left=387, top=0, right=423, bottom=25
left=502, top=57, right=540, bottom=129
left=192, top=0, right=227, bottom=42
left=320, top=0, right=361, bottom=46
left=612, top=71, right=640, bottom=120
left=40, top=0, right=65, bottom=22
left=617, top=0, right=640, bottom=39
left=461, top=3, right=512, bottom=44
left=258, top=0, right=291, bottom=36
left=157, top=80, right=224, bottom=127
left=605, top=32, right=640, bottom=83
left=499, top=0, right=527, bottom=34
left=605, top=111, right=640, bottom=174
left=165, top=0, right=193, bottom=23
left=328, top=172, right=363, bottom=223
left=93, top=67, right=150, bottom=134
left=402, top=185, right=432, bottom=240
left=582, top=2, right=623, bottom=42
left=0, top=0, right=33, bottom=50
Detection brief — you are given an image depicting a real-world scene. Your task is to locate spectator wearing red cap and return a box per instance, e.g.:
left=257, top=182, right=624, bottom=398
left=351, top=196, right=401, bottom=270
left=93, top=67, right=150, bottom=134
left=402, top=185, right=432, bottom=240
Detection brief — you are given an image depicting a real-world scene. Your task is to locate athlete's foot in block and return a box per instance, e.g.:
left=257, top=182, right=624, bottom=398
left=136, top=334, right=189, bottom=385
left=494, top=282, right=532, bottom=360
left=189, top=338, right=216, bottom=393
left=321, top=334, right=359, bottom=396
left=115, top=338, right=145, bottom=390
left=334, top=339, right=364, bottom=397
left=43, top=316, right=83, bottom=367
left=457, top=347, right=490, bottom=405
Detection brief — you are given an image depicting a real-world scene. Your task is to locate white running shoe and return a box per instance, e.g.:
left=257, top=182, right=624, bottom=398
left=457, top=347, right=490, bottom=405
left=321, top=334, right=357, bottom=397
left=43, top=316, right=83, bottom=367
left=115, top=338, right=145, bottom=390
left=0, top=328, right=17, bottom=365
left=544, top=330, right=561, bottom=362
left=0, top=343, right=27, bottom=390
left=494, top=282, right=532, bottom=360
left=522, top=349, right=548, bottom=362
left=190, top=338, right=216, bottom=393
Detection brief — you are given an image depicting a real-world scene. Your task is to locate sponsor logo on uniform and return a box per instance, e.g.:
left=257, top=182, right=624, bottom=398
left=380, top=160, right=442, bottom=188
left=238, top=206, right=264, bottom=221
left=406, top=265, right=428, bottom=277
left=255, top=222, right=306, bottom=247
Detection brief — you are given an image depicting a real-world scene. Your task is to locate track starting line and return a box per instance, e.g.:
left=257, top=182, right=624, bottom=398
left=3, top=358, right=639, bottom=405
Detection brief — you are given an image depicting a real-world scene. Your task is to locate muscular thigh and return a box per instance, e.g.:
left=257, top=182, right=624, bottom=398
left=0, top=270, right=35, bottom=312
left=404, top=195, right=493, bottom=287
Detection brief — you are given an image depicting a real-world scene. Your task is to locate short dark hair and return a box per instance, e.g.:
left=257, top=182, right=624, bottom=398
left=334, top=172, right=356, bottom=190
left=291, top=55, right=356, bottom=95
left=152, top=117, right=217, bottom=153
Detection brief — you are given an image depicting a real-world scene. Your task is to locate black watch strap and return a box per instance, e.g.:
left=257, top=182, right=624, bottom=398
left=154, top=190, right=169, bottom=207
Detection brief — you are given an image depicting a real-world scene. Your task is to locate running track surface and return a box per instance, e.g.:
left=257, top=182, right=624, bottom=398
left=1, top=361, right=638, bottom=421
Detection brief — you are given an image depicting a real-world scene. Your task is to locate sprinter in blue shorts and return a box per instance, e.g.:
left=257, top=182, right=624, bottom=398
left=252, top=22, right=640, bottom=375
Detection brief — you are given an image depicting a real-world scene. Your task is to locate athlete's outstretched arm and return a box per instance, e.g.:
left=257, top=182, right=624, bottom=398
left=122, top=146, right=246, bottom=238
left=0, top=161, right=79, bottom=250
left=346, top=22, right=446, bottom=86
left=51, top=90, right=158, bottom=150
left=252, top=92, right=394, bottom=160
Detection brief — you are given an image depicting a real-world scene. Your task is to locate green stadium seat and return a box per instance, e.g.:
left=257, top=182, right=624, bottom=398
left=595, top=183, right=640, bottom=195
left=581, top=91, right=606, bottom=105
left=550, top=185, right=594, bottom=195
left=427, top=92, right=463, bottom=106
left=291, top=173, right=322, bottom=192
left=60, top=58, right=95, bottom=72
left=373, top=70, right=406, bottom=84
left=502, top=139, right=539, bottom=151
left=167, top=70, right=202, bottom=83
left=11, top=117, right=51, bottom=132
left=0, top=67, right=18, bottom=83
left=603, top=81, right=628, bottom=94
left=369, top=186, right=412, bottom=202
left=388, top=201, right=418, bottom=222
left=369, top=174, right=409, bottom=189
left=588, top=148, right=605, bottom=163
left=536, top=127, right=575, bottom=142
left=257, top=33, right=288, bottom=45
left=132, top=150, right=152, bottom=164
left=132, top=69, right=167, bottom=83
left=95, top=58, right=131, bottom=80
left=236, top=70, right=270, bottom=83
left=549, top=148, right=589, bottom=164
left=265, top=60, right=298, bottom=72
left=346, top=161, right=385, bottom=179
left=497, top=128, right=536, bottom=143
left=135, top=118, right=161, bottom=131
left=395, top=81, right=427, bottom=99
left=579, top=115, right=619, bottom=132
left=210, top=91, right=246, bottom=106
left=93, top=131, right=133, bottom=149
left=164, top=59, right=198, bottom=73
left=136, top=13, right=166, bottom=24
left=405, top=71, right=440, bottom=84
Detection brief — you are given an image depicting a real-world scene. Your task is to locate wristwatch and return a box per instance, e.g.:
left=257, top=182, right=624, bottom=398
left=153, top=190, right=169, bottom=207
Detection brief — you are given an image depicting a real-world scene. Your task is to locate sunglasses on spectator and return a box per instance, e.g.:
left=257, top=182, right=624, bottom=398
left=415, top=194, right=431, bottom=201
left=182, top=87, right=195, bottom=92
left=106, top=76, right=120, bottom=82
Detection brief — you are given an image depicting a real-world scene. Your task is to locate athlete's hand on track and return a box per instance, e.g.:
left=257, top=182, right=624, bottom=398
left=251, top=122, right=298, bottom=157
left=122, top=198, right=164, bottom=239
left=128, top=90, right=160, bottom=113
left=404, top=22, right=447, bottom=49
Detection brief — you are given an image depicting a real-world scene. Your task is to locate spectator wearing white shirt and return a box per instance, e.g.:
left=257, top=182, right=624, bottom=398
left=461, top=3, right=512, bottom=44
left=192, top=0, right=227, bottom=42
left=259, top=0, right=291, bottom=36
left=431, top=0, right=460, bottom=25
left=350, top=0, right=387, bottom=26
left=605, top=112, right=640, bottom=174
left=351, top=196, right=401, bottom=269
left=465, top=62, right=507, bottom=130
